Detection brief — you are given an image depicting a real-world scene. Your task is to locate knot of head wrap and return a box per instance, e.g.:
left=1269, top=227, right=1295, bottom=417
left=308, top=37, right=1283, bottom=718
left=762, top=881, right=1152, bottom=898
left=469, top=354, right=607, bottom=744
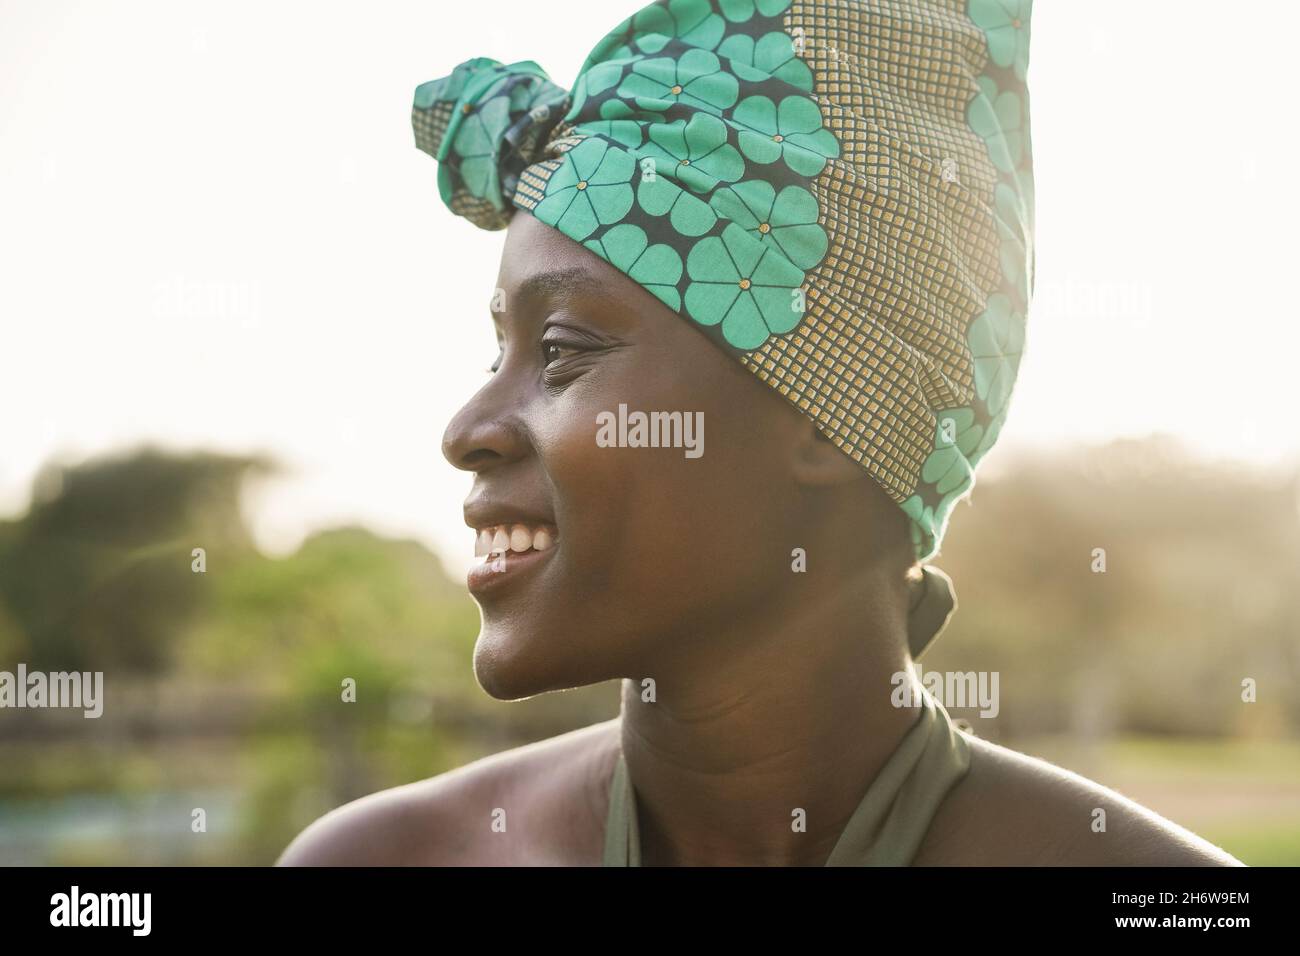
left=412, top=0, right=1036, bottom=567
left=413, top=58, right=570, bottom=229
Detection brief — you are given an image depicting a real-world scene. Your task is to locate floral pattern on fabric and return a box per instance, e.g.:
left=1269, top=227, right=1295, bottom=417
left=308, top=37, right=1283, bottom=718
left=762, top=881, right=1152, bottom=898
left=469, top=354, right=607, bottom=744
left=969, top=0, right=1031, bottom=80
left=584, top=223, right=685, bottom=311
left=617, top=49, right=741, bottom=115
left=729, top=94, right=840, bottom=175
left=641, top=114, right=746, bottom=193
left=685, top=222, right=805, bottom=347
left=717, top=31, right=814, bottom=91
left=709, top=181, right=827, bottom=270
left=531, top=137, right=636, bottom=240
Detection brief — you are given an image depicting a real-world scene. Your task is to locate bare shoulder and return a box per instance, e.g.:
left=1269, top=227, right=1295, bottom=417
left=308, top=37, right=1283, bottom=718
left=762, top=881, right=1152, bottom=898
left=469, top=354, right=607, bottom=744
left=276, top=717, right=622, bottom=866
left=913, top=733, right=1246, bottom=866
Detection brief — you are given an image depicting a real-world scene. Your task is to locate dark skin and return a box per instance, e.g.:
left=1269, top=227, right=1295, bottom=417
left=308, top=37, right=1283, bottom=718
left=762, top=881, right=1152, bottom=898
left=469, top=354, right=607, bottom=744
left=278, top=211, right=1243, bottom=866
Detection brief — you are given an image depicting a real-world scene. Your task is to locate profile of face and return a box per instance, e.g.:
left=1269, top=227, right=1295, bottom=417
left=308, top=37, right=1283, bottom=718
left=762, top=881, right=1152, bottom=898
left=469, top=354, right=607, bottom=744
left=442, top=211, right=909, bottom=701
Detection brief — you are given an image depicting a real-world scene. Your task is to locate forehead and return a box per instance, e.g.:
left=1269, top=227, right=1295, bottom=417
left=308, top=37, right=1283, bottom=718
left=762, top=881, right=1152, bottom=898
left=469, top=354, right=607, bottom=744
left=497, top=211, right=608, bottom=286
left=493, top=210, right=660, bottom=321
left=489, top=210, right=787, bottom=423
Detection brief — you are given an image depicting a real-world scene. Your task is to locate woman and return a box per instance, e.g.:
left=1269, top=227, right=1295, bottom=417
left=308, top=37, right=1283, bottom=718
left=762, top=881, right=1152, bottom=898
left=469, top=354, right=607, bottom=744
left=280, top=0, right=1242, bottom=866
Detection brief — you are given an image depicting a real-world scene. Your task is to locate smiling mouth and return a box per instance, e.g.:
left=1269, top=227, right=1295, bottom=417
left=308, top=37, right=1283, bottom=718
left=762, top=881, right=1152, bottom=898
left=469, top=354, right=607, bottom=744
left=467, top=523, right=558, bottom=596
left=473, top=523, right=557, bottom=558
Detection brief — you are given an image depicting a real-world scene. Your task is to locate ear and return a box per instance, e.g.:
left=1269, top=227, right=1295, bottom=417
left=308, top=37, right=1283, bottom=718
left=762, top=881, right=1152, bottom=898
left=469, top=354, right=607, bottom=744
left=789, top=418, right=870, bottom=487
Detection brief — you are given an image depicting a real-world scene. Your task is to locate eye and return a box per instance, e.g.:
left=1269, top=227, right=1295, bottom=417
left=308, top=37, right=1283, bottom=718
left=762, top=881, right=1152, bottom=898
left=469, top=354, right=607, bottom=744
left=538, top=323, right=605, bottom=383
left=542, top=341, right=580, bottom=366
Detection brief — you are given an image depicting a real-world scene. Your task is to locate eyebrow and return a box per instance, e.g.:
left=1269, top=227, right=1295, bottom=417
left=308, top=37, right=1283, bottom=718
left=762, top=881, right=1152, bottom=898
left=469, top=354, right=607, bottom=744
left=498, top=267, right=607, bottom=314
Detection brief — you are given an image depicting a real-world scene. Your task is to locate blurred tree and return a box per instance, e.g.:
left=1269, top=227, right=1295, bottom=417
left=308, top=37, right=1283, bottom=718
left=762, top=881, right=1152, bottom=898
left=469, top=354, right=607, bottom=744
left=0, top=445, right=276, bottom=674
left=929, top=436, right=1300, bottom=738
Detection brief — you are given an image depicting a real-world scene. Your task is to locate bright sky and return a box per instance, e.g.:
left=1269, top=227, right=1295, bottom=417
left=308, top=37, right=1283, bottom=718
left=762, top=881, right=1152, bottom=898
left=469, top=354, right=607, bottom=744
left=2, top=0, right=1297, bottom=579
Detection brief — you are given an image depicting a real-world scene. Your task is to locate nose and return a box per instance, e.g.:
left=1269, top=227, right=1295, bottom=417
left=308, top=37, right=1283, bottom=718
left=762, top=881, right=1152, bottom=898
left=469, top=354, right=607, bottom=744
left=441, top=378, right=531, bottom=473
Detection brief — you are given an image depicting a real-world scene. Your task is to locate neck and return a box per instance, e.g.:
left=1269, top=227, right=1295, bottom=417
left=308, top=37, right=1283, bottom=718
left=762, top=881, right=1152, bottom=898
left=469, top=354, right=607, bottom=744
left=618, top=554, right=923, bottom=866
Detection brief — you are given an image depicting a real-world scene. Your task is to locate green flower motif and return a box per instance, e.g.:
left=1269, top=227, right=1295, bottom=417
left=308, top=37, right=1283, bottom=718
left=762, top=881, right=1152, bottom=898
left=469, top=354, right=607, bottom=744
left=1020, top=162, right=1035, bottom=221
left=584, top=223, right=684, bottom=311
left=413, top=56, right=492, bottom=110
left=994, top=181, right=1027, bottom=291
left=970, top=411, right=1004, bottom=467
left=902, top=485, right=965, bottom=561
left=532, top=138, right=635, bottom=241
left=710, top=181, right=828, bottom=270
left=968, top=292, right=1025, bottom=416
left=637, top=174, right=719, bottom=237
left=718, top=0, right=794, bottom=23
left=618, top=49, right=739, bottom=116
left=731, top=94, right=840, bottom=176
left=684, top=222, right=806, bottom=348
left=923, top=407, right=983, bottom=496
left=413, top=78, right=454, bottom=111
left=584, top=0, right=725, bottom=65
left=901, top=495, right=936, bottom=558
left=641, top=113, right=745, bottom=193
left=718, top=31, right=814, bottom=91
left=967, top=76, right=1024, bottom=173
left=448, top=93, right=513, bottom=200
left=968, top=0, right=1031, bottom=80
left=582, top=100, right=666, bottom=150
left=573, top=58, right=634, bottom=104
left=902, top=408, right=989, bottom=554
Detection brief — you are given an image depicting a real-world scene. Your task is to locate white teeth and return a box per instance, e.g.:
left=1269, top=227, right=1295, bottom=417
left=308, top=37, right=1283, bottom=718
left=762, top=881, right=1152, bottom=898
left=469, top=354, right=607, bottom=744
left=509, top=524, right=532, bottom=552
left=473, top=523, right=558, bottom=558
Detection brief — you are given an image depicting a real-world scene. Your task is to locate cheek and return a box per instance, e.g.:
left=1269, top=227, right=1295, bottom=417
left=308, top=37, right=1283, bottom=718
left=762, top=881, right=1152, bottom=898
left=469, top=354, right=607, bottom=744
left=532, top=356, right=795, bottom=618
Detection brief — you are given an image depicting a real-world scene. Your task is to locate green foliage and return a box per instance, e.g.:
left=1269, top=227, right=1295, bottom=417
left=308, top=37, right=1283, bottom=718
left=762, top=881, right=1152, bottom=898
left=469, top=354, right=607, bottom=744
left=0, top=445, right=273, bottom=674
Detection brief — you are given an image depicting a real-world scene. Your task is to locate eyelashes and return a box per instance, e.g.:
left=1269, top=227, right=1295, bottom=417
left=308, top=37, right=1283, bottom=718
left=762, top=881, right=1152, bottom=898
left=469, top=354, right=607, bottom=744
left=486, top=332, right=594, bottom=375
left=542, top=342, right=582, bottom=367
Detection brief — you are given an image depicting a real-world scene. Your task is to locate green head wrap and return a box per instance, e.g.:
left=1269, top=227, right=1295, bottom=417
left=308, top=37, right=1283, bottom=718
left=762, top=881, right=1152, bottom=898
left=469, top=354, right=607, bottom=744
left=412, top=0, right=1035, bottom=564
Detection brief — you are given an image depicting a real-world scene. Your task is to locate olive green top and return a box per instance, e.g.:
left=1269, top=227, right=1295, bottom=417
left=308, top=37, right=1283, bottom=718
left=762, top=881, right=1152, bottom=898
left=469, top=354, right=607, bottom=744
left=602, top=688, right=971, bottom=866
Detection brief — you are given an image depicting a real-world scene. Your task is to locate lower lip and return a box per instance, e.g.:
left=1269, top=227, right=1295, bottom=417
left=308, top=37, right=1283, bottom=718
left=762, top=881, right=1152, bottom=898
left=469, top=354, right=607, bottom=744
left=466, top=546, right=555, bottom=597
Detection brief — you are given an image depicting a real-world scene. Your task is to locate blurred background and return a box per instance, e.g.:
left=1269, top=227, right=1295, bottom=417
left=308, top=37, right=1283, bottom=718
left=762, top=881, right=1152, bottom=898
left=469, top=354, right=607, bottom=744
left=2, top=0, right=1298, bottom=865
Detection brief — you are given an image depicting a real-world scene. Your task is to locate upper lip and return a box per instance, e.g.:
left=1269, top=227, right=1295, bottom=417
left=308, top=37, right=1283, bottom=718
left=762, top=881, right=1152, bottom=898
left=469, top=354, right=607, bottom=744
left=463, top=494, right=557, bottom=532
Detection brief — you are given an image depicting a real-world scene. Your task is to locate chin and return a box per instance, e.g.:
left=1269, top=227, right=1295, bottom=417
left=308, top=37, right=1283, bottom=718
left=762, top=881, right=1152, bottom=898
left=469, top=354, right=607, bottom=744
left=471, top=622, right=606, bottom=701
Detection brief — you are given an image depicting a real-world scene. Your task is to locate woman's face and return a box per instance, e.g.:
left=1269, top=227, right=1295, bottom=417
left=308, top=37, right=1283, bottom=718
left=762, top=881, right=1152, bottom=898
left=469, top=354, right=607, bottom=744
left=443, top=211, right=830, bottom=699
